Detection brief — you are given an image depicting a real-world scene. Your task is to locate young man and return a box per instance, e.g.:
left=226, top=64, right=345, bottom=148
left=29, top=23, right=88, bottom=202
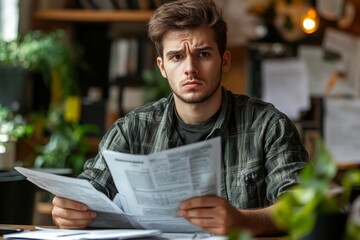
left=52, top=0, right=308, bottom=236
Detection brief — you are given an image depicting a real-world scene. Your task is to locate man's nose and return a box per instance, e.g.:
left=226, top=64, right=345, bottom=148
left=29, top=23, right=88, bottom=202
left=184, top=56, right=197, bottom=77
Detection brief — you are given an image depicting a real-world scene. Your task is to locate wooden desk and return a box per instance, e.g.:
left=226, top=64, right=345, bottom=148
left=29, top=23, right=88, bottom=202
left=0, top=224, right=282, bottom=240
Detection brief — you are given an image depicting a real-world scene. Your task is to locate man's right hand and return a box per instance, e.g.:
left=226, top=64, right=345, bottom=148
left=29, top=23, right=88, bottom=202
left=52, top=196, right=97, bottom=229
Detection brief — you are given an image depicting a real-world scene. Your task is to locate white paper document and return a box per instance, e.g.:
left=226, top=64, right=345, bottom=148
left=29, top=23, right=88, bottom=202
left=4, top=228, right=161, bottom=240
left=298, top=45, right=353, bottom=97
left=324, top=98, right=360, bottom=163
left=261, top=57, right=310, bottom=120
left=102, top=136, right=222, bottom=232
left=14, top=167, right=139, bottom=229
left=15, top=137, right=221, bottom=233
left=323, top=28, right=360, bottom=97
left=317, top=0, right=344, bottom=20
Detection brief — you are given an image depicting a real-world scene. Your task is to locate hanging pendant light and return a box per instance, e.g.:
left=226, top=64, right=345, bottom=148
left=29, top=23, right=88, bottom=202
left=301, top=0, right=319, bottom=34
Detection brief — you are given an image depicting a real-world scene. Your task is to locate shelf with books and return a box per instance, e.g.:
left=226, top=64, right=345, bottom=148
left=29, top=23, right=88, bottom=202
left=30, top=1, right=160, bottom=139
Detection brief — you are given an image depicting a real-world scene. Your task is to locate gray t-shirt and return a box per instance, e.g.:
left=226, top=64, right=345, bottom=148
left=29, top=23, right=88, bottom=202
left=174, top=108, right=220, bottom=144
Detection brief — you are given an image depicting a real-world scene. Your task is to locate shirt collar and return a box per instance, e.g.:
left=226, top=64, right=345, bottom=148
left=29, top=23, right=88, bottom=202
left=165, top=87, right=231, bottom=143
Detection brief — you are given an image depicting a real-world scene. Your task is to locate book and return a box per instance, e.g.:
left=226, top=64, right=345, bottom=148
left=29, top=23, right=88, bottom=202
left=91, top=0, right=116, bottom=10
left=138, top=0, right=151, bottom=10
left=115, top=0, right=129, bottom=9
left=78, top=0, right=95, bottom=9
left=108, top=38, right=130, bottom=82
left=127, top=38, right=139, bottom=75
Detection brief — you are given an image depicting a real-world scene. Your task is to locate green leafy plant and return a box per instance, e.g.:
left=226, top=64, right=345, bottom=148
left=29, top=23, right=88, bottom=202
left=0, top=29, right=79, bottom=99
left=142, top=66, right=171, bottom=102
left=0, top=104, right=33, bottom=153
left=1, top=30, right=96, bottom=175
left=34, top=105, right=98, bottom=176
left=272, top=139, right=360, bottom=239
left=227, top=229, right=254, bottom=240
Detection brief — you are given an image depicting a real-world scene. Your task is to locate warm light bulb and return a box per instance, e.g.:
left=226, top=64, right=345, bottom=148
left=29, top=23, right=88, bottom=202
left=303, top=18, right=316, bottom=30
left=301, top=8, right=319, bottom=34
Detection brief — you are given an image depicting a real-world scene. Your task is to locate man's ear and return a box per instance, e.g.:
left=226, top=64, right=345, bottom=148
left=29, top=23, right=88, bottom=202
left=222, top=50, right=231, bottom=73
left=157, top=57, right=167, bottom=78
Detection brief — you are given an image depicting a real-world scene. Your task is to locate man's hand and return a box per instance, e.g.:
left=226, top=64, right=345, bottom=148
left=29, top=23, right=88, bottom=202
left=177, top=196, right=281, bottom=236
left=52, top=196, right=96, bottom=229
left=177, top=196, right=242, bottom=235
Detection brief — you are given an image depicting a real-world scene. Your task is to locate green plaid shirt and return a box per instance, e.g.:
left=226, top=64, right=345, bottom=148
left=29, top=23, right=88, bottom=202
left=79, top=87, right=308, bottom=209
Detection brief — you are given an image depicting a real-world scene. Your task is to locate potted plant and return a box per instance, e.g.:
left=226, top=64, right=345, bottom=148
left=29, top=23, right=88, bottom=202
left=34, top=105, right=98, bottom=177
left=272, top=139, right=360, bottom=240
left=0, top=104, right=33, bottom=169
left=225, top=139, right=360, bottom=240
left=1, top=29, right=102, bottom=179
left=0, top=29, right=78, bottom=104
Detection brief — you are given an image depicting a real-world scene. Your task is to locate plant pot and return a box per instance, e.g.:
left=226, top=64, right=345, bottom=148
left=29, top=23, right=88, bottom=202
left=301, top=212, right=348, bottom=240
left=0, top=64, right=27, bottom=112
left=0, top=141, right=16, bottom=170
left=0, top=169, right=36, bottom=224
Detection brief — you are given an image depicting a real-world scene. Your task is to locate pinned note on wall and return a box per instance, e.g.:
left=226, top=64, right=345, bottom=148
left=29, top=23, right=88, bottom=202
left=261, top=57, right=310, bottom=121
left=298, top=44, right=353, bottom=97
left=324, top=98, right=360, bottom=164
left=322, top=28, right=360, bottom=97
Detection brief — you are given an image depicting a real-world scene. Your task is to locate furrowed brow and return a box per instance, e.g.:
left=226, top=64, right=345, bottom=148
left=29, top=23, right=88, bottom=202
left=196, top=46, right=213, bottom=52
left=165, top=50, right=182, bottom=57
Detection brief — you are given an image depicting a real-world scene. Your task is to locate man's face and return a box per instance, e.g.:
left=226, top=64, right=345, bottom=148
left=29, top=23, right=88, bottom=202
left=157, top=27, right=230, bottom=104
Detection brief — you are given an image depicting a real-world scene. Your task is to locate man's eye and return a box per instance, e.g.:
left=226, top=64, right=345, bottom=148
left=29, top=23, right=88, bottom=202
left=199, top=52, right=210, bottom=58
left=171, top=54, right=182, bottom=61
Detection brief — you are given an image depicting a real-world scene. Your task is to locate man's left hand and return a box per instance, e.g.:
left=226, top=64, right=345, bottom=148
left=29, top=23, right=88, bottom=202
left=177, top=196, right=242, bottom=235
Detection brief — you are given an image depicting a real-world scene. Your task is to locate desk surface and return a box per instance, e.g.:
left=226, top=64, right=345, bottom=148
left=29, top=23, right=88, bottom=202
left=0, top=224, right=282, bottom=240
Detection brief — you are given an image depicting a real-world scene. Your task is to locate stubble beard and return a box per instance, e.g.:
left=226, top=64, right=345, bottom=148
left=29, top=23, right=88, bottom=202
left=171, top=78, right=222, bottom=104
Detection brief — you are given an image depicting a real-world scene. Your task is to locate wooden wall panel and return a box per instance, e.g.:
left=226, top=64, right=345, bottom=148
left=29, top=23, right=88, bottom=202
left=222, top=46, right=247, bottom=94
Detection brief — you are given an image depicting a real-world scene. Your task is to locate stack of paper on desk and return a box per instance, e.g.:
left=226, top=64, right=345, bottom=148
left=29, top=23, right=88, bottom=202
left=4, top=228, right=161, bottom=240
left=15, top=137, right=221, bottom=233
left=4, top=229, right=217, bottom=240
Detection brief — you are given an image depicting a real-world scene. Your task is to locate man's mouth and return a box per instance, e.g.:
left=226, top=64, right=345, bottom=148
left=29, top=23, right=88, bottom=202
left=183, top=79, right=201, bottom=86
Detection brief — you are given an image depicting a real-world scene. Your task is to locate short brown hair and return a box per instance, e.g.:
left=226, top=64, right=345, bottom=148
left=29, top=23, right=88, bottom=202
left=148, top=0, right=227, bottom=58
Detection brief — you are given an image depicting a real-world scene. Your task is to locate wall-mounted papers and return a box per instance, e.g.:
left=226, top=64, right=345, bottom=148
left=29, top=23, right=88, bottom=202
left=298, top=45, right=354, bottom=97
left=324, top=98, right=360, bottom=163
left=322, top=28, right=360, bottom=97
left=261, top=58, right=310, bottom=120
left=317, top=0, right=344, bottom=20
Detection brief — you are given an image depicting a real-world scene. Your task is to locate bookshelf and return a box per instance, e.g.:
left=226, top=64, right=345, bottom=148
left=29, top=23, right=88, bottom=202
left=30, top=0, right=158, bottom=128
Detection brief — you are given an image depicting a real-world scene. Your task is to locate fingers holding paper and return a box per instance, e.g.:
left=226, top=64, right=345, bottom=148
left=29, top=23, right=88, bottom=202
left=177, top=196, right=242, bottom=235
left=52, top=196, right=96, bottom=229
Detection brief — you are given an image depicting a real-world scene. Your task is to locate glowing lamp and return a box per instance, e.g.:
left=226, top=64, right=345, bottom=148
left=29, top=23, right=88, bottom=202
left=301, top=7, right=319, bottom=34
